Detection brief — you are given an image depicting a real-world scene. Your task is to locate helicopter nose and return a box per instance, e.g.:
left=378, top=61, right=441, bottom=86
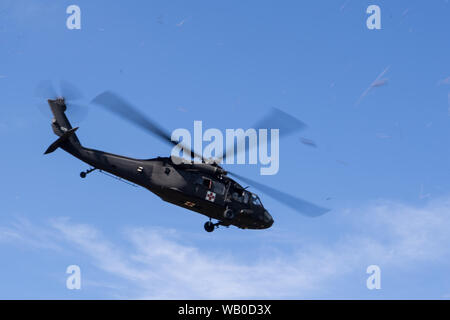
left=263, top=210, right=274, bottom=228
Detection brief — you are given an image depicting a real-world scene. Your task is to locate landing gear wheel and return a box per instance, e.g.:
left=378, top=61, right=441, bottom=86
left=80, top=168, right=96, bottom=179
left=223, top=208, right=235, bottom=220
left=204, top=221, right=215, bottom=232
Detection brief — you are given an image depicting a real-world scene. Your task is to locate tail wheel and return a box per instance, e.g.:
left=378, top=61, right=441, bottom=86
left=223, top=208, right=235, bottom=220
left=204, top=221, right=215, bottom=232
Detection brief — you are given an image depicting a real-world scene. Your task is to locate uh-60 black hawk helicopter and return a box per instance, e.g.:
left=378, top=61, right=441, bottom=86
left=40, top=82, right=329, bottom=232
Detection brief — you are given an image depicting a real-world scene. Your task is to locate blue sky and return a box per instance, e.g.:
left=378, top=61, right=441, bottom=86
left=0, top=0, right=449, bottom=299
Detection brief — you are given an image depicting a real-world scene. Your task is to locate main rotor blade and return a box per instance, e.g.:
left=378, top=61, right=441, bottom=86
left=91, top=91, right=203, bottom=160
left=228, top=171, right=329, bottom=217
left=253, top=107, right=307, bottom=138
left=220, top=107, right=307, bottom=162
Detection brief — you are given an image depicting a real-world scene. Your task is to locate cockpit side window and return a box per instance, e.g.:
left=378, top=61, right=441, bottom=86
left=243, top=191, right=249, bottom=204
left=232, top=190, right=249, bottom=204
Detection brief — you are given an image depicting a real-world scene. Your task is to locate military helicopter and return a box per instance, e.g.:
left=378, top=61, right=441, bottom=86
left=40, top=83, right=329, bottom=232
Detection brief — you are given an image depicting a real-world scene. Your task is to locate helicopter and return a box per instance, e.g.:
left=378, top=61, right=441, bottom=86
left=40, top=84, right=329, bottom=232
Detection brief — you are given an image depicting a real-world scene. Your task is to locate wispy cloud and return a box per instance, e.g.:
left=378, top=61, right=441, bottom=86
left=0, top=216, right=62, bottom=251
left=1, top=196, right=450, bottom=299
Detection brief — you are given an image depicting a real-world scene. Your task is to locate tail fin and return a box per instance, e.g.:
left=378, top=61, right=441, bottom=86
left=45, top=98, right=82, bottom=154
left=44, top=127, right=79, bottom=154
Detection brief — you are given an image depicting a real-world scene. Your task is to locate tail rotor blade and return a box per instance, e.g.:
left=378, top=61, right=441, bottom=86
left=36, top=102, right=52, bottom=118
left=60, top=80, right=84, bottom=101
left=35, top=80, right=88, bottom=122
left=228, top=171, right=329, bottom=217
left=34, top=80, right=57, bottom=99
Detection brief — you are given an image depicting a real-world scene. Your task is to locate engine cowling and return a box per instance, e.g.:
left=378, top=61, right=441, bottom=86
left=190, top=163, right=227, bottom=176
left=171, top=157, right=227, bottom=176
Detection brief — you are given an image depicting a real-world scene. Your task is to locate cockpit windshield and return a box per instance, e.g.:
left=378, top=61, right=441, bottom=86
left=230, top=185, right=263, bottom=207
left=250, top=193, right=263, bottom=207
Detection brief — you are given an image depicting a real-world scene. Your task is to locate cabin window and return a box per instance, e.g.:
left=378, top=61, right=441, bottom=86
left=195, top=177, right=213, bottom=189
left=195, top=176, right=224, bottom=194
left=201, top=177, right=212, bottom=189
left=194, top=176, right=212, bottom=189
left=212, top=181, right=225, bottom=195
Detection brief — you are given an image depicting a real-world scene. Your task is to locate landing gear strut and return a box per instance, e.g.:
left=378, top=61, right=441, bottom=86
left=80, top=167, right=96, bottom=178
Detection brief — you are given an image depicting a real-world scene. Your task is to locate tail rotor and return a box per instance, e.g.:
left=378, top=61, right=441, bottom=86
left=34, top=80, right=88, bottom=123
